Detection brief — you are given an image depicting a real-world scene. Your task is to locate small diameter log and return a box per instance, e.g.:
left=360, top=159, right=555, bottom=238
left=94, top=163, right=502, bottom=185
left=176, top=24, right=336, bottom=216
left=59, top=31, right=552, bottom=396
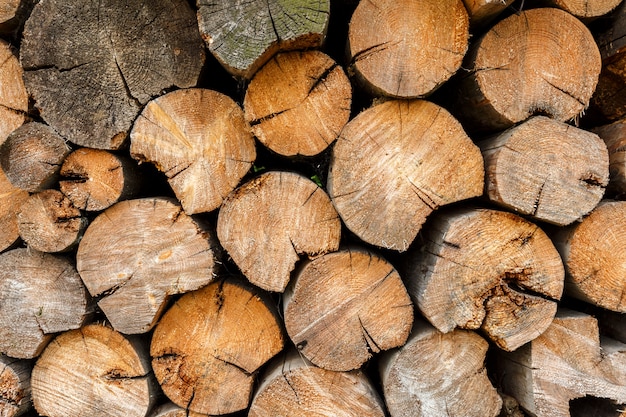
left=378, top=319, right=502, bottom=417
left=0, top=122, right=70, bottom=192
left=536, top=0, right=623, bottom=19
left=197, top=0, right=330, bottom=79
left=0, top=166, right=28, bottom=252
left=327, top=99, right=483, bottom=252
left=249, top=349, right=386, bottom=417
left=130, top=88, right=256, bottom=214
left=243, top=50, right=351, bottom=157
left=0, top=39, right=27, bottom=146
left=59, top=148, right=141, bottom=211
left=76, top=197, right=217, bottom=334
left=461, top=0, right=514, bottom=29
left=403, top=208, right=564, bottom=351
left=0, top=355, right=32, bottom=417
left=551, top=200, right=626, bottom=312
left=283, top=247, right=413, bottom=371
left=32, top=324, right=157, bottom=417
left=0, top=248, right=90, bottom=359
left=217, top=171, right=341, bottom=292
left=452, top=8, right=601, bottom=134
left=495, top=309, right=626, bottom=417
left=593, top=118, right=626, bottom=196
left=17, top=190, right=87, bottom=253
left=20, top=0, right=205, bottom=150
left=150, top=279, right=284, bottom=415
left=480, top=116, right=609, bottom=226
left=347, top=0, right=469, bottom=98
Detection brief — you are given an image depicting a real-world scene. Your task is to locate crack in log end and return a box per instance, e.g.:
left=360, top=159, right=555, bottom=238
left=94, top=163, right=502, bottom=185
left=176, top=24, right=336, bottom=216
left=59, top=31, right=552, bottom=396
left=579, top=172, right=607, bottom=189
left=349, top=41, right=394, bottom=67
left=501, top=271, right=560, bottom=303
left=249, top=108, right=290, bottom=126
left=214, top=280, right=225, bottom=313
left=211, top=353, right=253, bottom=376
left=358, top=315, right=381, bottom=355
left=95, top=273, right=133, bottom=300
left=307, top=62, right=339, bottom=95
left=541, top=77, right=587, bottom=108
left=282, top=372, right=301, bottom=404
left=101, top=368, right=149, bottom=382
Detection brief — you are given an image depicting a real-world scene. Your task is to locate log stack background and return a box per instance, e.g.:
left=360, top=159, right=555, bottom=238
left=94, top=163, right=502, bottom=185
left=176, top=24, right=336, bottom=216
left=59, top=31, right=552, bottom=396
left=1, top=0, right=626, bottom=416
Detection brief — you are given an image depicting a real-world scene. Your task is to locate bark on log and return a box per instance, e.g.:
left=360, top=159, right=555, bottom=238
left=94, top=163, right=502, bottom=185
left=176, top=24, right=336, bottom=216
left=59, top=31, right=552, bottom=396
left=197, top=0, right=330, bottom=79
left=248, top=349, right=386, bottom=417
left=31, top=324, right=157, bottom=417
left=0, top=122, right=70, bottom=193
left=0, top=166, right=28, bottom=252
left=495, top=309, right=626, bottom=417
left=283, top=247, right=413, bottom=371
left=130, top=88, right=256, bottom=215
left=0, top=248, right=90, bottom=359
left=76, top=197, right=218, bottom=334
left=461, top=0, right=514, bottom=29
left=243, top=50, right=351, bottom=157
left=20, top=0, right=205, bottom=150
left=17, top=189, right=87, bottom=253
left=536, top=0, right=623, bottom=19
left=327, top=99, right=484, bottom=252
left=452, top=7, right=601, bottom=134
left=217, top=171, right=341, bottom=292
left=347, top=0, right=469, bottom=98
left=59, top=148, right=142, bottom=212
left=551, top=200, right=626, bottom=312
left=150, top=279, right=284, bottom=415
left=403, top=207, right=564, bottom=351
left=593, top=117, right=626, bottom=196
left=378, top=319, right=502, bottom=417
left=480, top=115, right=609, bottom=226
left=0, top=355, right=32, bottom=417
left=0, top=39, right=27, bottom=146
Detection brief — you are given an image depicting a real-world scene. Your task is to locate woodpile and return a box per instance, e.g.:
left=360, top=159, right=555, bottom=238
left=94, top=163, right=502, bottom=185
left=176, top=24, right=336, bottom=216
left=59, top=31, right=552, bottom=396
left=2, top=0, right=626, bottom=416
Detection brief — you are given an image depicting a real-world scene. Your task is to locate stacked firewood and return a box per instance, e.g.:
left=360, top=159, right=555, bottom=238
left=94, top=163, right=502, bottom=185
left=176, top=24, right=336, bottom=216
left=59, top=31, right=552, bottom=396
left=1, top=0, right=626, bottom=416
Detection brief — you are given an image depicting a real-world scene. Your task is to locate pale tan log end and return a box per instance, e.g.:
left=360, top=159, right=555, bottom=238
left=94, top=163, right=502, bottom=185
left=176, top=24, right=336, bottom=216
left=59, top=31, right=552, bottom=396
left=0, top=39, right=27, bottom=146
left=593, top=117, right=626, bottom=196
left=0, top=355, right=32, bottom=417
left=0, top=166, right=28, bottom=252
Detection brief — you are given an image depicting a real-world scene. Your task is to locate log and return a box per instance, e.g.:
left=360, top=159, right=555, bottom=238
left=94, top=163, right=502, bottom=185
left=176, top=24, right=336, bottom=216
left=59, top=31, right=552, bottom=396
left=17, top=189, right=87, bottom=253
left=452, top=7, right=601, bottom=134
left=403, top=207, right=564, bottom=351
left=20, top=0, right=205, bottom=150
left=76, top=197, right=218, bottom=334
left=461, top=0, right=515, bottom=29
left=495, top=309, right=626, bottom=417
left=283, top=247, right=413, bottom=371
left=0, top=355, right=32, bottom=417
left=0, top=0, right=35, bottom=40
left=59, top=148, right=142, bottom=212
left=0, top=122, right=70, bottom=192
left=0, top=39, right=27, bottom=146
left=378, top=319, right=502, bottom=417
left=31, top=324, right=157, bottom=417
left=0, top=166, right=28, bottom=252
left=551, top=200, right=626, bottom=312
left=593, top=117, right=626, bottom=196
left=148, top=402, right=205, bottom=417
left=347, top=0, right=469, bottom=98
left=130, top=88, right=256, bottom=214
left=248, top=349, right=386, bottom=417
left=480, top=115, right=609, bottom=226
left=327, top=99, right=484, bottom=252
left=217, top=171, right=341, bottom=292
left=536, top=0, right=623, bottom=19
left=243, top=50, right=351, bottom=157
left=197, top=0, right=330, bottom=79
left=150, top=279, right=284, bottom=415
left=0, top=248, right=90, bottom=359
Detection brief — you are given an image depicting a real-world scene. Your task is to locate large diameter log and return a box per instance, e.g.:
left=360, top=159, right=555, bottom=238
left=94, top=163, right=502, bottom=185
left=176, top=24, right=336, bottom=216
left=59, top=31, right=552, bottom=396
left=347, top=0, right=469, bottom=98
left=248, top=349, right=386, bottom=417
left=32, top=324, right=157, bottom=417
left=403, top=208, right=564, bottom=351
left=593, top=118, right=626, bottom=196
left=495, top=309, right=626, bottom=417
left=0, top=248, right=90, bottom=359
left=243, top=50, right=351, bottom=157
left=0, top=166, right=28, bottom=252
left=327, top=99, right=484, bottom=252
left=130, top=88, right=256, bottom=214
left=217, top=171, right=341, bottom=292
left=551, top=200, right=626, bottom=312
left=197, top=0, right=330, bottom=79
left=480, top=116, right=609, bottom=226
left=452, top=8, right=601, bottom=134
left=76, top=197, right=218, bottom=334
left=283, top=247, right=413, bottom=371
left=0, top=39, right=27, bottom=146
left=0, top=356, right=32, bottom=417
left=20, top=0, right=205, bottom=150
left=0, top=122, right=70, bottom=193
left=536, top=0, right=624, bottom=19
left=378, top=319, right=502, bottom=417
left=150, top=279, right=284, bottom=415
